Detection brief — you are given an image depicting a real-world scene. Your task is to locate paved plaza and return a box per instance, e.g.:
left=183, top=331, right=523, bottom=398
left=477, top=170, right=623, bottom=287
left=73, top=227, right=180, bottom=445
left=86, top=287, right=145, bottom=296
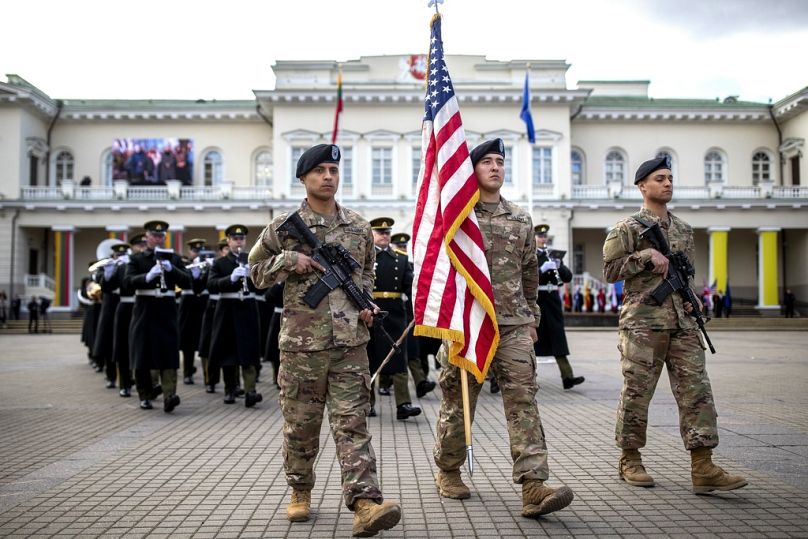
left=0, top=329, right=807, bottom=538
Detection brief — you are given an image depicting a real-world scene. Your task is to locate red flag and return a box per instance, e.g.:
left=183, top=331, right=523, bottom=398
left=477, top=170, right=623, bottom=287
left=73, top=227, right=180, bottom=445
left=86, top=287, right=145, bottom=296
left=411, top=15, right=499, bottom=384
left=331, top=68, right=343, bottom=144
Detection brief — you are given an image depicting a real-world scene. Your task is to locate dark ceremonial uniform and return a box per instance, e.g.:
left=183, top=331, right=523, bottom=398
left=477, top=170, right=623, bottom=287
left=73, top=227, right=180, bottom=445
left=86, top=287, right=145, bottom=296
left=534, top=248, right=572, bottom=357
left=93, top=264, right=121, bottom=386
left=178, top=269, right=208, bottom=382
left=112, top=262, right=135, bottom=395
left=263, top=281, right=284, bottom=387
left=79, top=276, right=102, bottom=365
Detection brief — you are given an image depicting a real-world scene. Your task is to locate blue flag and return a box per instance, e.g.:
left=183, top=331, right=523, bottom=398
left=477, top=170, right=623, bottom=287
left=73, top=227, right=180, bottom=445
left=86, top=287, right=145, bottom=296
left=520, top=72, right=535, bottom=143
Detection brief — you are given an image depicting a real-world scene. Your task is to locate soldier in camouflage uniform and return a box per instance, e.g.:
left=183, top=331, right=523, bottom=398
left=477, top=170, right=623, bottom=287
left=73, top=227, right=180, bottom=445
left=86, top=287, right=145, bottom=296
left=433, top=139, right=574, bottom=518
left=603, top=155, right=747, bottom=494
left=249, top=144, right=401, bottom=536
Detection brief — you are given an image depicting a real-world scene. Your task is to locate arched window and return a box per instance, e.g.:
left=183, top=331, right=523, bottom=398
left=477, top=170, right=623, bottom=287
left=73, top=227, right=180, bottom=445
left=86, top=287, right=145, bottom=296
left=571, top=149, right=585, bottom=185
left=254, top=150, right=272, bottom=186
left=704, top=150, right=725, bottom=183
left=605, top=150, right=625, bottom=184
left=55, top=150, right=74, bottom=185
left=203, top=150, right=223, bottom=187
left=752, top=151, right=771, bottom=185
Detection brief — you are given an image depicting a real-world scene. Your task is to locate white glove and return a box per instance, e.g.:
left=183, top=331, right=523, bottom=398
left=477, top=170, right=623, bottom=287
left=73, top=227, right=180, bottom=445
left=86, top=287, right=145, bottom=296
left=159, top=259, right=173, bottom=272
left=540, top=260, right=557, bottom=273
left=146, top=263, right=162, bottom=283
left=193, top=256, right=201, bottom=264
left=118, top=255, right=130, bottom=265
left=230, top=266, right=249, bottom=282
left=103, top=264, right=116, bottom=280
left=191, top=267, right=202, bottom=280
left=552, top=259, right=561, bottom=269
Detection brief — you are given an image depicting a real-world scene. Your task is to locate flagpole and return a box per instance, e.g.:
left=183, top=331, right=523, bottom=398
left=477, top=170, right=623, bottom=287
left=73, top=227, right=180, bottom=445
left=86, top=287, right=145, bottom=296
left=459, top=368, right=474, bottom=475
left=526, top=63, right=534, bottom=221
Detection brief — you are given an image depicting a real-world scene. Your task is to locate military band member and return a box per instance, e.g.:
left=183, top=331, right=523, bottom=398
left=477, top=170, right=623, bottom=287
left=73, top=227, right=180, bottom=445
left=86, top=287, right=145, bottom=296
left=391, top=232, right=436, bottom=399
left=533, top=224, right=585, bottom=389
left=603, top=155, right=747, bottom=493
left=249, top=143, right=401, bottom=535
left=113, top=234, right=146, bottom=397
left=93, top=242, right=129, bottom=389
left=78, top=273, right=101, bottom=367
left=263, top=281, right=284, bottom=389
left=367, top=218, right=421, bottom=420
left=198, top=238, right=229, bottom=393
left=207, top=225, right=263, bottom=407
left=125, top=220, right=192, bottom=412
left=178, top=238, right=208, bottom=384
left=434, top=139, right=573, bottom=517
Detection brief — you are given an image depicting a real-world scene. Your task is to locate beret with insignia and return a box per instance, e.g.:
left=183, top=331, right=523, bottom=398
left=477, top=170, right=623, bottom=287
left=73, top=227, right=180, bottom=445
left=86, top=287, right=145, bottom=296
left=534, top=223, right=550, bottom=236
left=111, top=243, right=130, bottom=254
left=370, top=217, right=395, bottom=231
left=470, top=138, right=505, bottom=167
left=186, top=238, right=207, bottom=250
left=144, top=220, right=169, bottom=233
left=296, top=144, right=341, bottom=178
left=391, top=232, right=411, bottom=245
left=634, top=154, right=672, bottom=184
left=225, top=224, right=248, bottom=237
left=129, top=233, right=146, bottom=245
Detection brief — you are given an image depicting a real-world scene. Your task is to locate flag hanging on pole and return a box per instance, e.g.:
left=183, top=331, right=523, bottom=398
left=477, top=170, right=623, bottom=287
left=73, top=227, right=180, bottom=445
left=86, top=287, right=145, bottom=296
left=520, top=71, right=535, bottom=144
left=411, top=14, right=500, bottom=384
left=331, top=67, right=343, bottom=144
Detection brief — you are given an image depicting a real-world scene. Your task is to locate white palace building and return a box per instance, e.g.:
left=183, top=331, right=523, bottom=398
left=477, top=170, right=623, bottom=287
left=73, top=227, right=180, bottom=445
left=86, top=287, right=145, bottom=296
left=1, top=55, right=806, bottom=314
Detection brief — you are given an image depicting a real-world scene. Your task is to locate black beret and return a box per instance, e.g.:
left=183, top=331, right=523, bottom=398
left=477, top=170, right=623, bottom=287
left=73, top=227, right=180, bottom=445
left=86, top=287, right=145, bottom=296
left=111, top=243, right=130, bottom=254
left=534, top=224, right=550, bottom=236
left=391, top=232, right=410, bottom=245
left=634, top=154, right=672, bottom=184
left=370, top=217, right=395, bottom=231
left=470, top=138, right=505, bottom=167
left=144, top=220, right=169, bottom=233
left=225, top=224, right=248, bottom=237
left=186, top=238, right=207, bottom=250
left=129, top=233, right=146, bottom=245
left=296, top=144, right=341, bottom=178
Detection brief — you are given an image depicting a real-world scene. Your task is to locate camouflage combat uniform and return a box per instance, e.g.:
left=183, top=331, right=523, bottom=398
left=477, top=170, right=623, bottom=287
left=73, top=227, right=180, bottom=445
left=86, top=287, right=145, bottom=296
left=249, top=200, right=383, bottom=509
left=603, top=207, right=718, bottom=451
left=434, top=197, right=549, bottom=483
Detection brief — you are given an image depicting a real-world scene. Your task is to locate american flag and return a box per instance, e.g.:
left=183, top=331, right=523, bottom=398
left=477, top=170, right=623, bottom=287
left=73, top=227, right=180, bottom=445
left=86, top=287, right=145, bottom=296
left=411, top=14, right=499, bottom=384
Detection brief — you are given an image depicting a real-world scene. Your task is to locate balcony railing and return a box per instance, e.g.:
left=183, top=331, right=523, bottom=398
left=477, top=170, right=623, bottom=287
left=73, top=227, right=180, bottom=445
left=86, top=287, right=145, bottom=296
left=772, top=186, right=808, bottom=198
left=572, top=185, right=609, bottom=199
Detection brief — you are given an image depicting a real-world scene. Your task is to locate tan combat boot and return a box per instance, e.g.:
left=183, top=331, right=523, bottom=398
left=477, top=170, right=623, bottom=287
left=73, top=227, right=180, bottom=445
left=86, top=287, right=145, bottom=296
left=352, top=498, right=401, bottom=537
left=521, top=479, right=574, bottom=517
left=691, top=447, right=748, bottom=494
left=619, top=449, right=655, bottom=487
left=435, top=470, right=471, bottom=499
left=286, top=489, right=311, bottom=522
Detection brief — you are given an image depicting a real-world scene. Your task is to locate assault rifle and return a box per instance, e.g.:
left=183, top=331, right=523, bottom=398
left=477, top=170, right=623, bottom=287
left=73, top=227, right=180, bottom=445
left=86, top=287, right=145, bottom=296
left=635, top=218, right=716, bottom=353
left=276, top=212, right=400, bottom=353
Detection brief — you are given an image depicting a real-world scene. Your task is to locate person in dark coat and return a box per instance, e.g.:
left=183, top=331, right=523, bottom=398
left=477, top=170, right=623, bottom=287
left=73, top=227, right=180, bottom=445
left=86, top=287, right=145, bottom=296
left=207, top=225, right=263, bottom=407
left=27, top=297, right=39, bottom=334
left=38, top=296, right=52, bottom=333
left=366, top=217, right=420, bottom=421
left=533, top=224, right=585, bottom=390
left=78, top=275, right=100, bottom=365
left=198, top=238, right=229, bottom=392
left=178, top=238, right=210, bottom=385
left=112, top=234, right=146, bottom=397
left=124, top=220, right=192, bottom=412
left=784, top=289, right=796, bottom=318
left=93, top=242, right=129, bottom=389
left=263, top=281, right=284, bottom=389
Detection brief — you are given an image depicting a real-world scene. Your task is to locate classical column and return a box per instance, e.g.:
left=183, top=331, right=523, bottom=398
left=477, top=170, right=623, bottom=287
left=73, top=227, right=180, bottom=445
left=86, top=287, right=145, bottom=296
left=707, top=226, right=730, bottom=292
left=52, top=225, right=76, bottom=308
left=756, top=227, right=781, bottom=311
left=106, top=225, right=128, bottom=241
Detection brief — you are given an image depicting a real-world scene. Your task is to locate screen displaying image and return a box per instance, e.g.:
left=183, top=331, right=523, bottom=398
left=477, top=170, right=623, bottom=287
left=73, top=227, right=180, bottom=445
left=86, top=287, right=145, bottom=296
left=112, top=138, right=193, bottom=185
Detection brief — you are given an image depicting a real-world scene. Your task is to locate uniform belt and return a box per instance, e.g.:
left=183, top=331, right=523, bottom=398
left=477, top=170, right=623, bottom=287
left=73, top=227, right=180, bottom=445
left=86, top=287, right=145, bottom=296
left=180, top=290, right=195, bottom=296
left=373, top=291, right=402, bottom=299
left=200, top=291, right=209, bottom=296
left=112, top=288, right=121, bottom=295
left=119, top=296, right=135, bottom=303
left=274, top=307, right=283, bottom=314
left=135, top=289, right=176, bottom=298
left=209, top=294, right=220, bottom=301
left=219, top=292, right=254, bottom=300
left=538, top=285, right=559, bottom=291
left=254, top=295, right=266, bottom=302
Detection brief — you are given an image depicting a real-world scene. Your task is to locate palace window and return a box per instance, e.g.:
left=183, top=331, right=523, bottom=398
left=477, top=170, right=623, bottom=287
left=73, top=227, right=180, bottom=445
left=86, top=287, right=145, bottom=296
left=290, top=146, right=306, bottom=186
left=202, top=150, right=223, bottom=187
left=341, top=146, right=353, bottom=186
left=55, top=150, right=74, bottom=185
left=704, top=150, right=725, bottom=183
left=752, top=151, right=771, bottom=184
left=372, top=147, right=393, bottom=185
left=254, top=151, right=272, bottom=187
left=412, top=146, right=421, bottom=187
left=571, top=149, right=584, bottom=185
left=605, top=150, right=625, bottom=184
left=532, top=147, right=553, bottom=185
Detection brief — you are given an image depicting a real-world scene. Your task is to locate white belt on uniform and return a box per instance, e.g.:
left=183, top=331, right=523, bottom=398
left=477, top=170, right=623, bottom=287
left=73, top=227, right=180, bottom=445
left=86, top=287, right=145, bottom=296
left=254, top=295, right=266, bottom=302
left=112, top=288, right=121, bottom=295
left=180, top=290, right=194, bottom=296
left=219, top=292, right=254, bottom=300
left=209, top=294, right=220, bottom=301
left=135, top=289, right=177, bottom=298
left=274, top=307, right=283, bottom=314
left=538, top=284, right=559, bottom=291
left=119, top=296, right=135, bottom=303
left=200, top=291, right=209, bottom=296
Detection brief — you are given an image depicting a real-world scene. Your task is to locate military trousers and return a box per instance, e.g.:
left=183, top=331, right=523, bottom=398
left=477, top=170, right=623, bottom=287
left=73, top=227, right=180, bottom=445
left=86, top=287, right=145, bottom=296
left=222, top=365, right=257, bottom=393
left=279, top=345, right=383, bottom=509
left=370, top=372, right=410, bottom=408
left=135, top=368, right=177, bottom=400
left=616, top=327, right=719, bottom=451
left=434, top=324, right=549, bottom=483
left=408, top=358, right=427, bottom=386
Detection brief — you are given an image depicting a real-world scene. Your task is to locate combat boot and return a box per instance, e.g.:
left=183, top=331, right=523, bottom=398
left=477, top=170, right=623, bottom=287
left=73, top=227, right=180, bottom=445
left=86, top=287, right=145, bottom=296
left=286, top=489, right=311, bottom=522
left=351, top=498, right=401, bottom=537
left=521, top=479, right=574, bottom=517
left=435, top=470, right=471, bottom=499
left=619, top=449, right=655, bottom=487
left=691, top=447, right=748, bottom=494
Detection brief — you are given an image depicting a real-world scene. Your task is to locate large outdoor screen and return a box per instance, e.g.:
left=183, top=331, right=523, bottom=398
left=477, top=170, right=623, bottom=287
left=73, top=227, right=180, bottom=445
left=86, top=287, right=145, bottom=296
left=112, top=138, right=193, bottom=185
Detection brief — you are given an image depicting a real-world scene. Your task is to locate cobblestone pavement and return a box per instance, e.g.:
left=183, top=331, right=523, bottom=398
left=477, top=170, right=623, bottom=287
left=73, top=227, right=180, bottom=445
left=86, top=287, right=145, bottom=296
left=0, top=330, right=806, bottom=538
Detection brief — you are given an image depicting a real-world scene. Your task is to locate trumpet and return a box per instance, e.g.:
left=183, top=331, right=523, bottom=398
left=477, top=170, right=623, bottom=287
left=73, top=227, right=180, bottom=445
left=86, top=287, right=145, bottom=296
left=86, top=281, right=103, bottom=302
left=236, top=247, right=249, bottom=300
left=185, top=258, right=213, bottom=271
left=88, top=257, right=125, bottom=273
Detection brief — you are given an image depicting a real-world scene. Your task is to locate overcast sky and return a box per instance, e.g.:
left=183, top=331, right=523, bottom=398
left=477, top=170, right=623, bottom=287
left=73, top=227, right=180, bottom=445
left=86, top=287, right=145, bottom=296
left=2, top=0, right=806, bottom=103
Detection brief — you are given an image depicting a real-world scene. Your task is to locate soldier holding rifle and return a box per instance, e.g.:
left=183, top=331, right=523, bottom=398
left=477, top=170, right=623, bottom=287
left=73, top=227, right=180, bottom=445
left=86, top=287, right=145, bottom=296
left=249, top=143, right=401, bottom=536
left=603, top=155, right=747, bottom=493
